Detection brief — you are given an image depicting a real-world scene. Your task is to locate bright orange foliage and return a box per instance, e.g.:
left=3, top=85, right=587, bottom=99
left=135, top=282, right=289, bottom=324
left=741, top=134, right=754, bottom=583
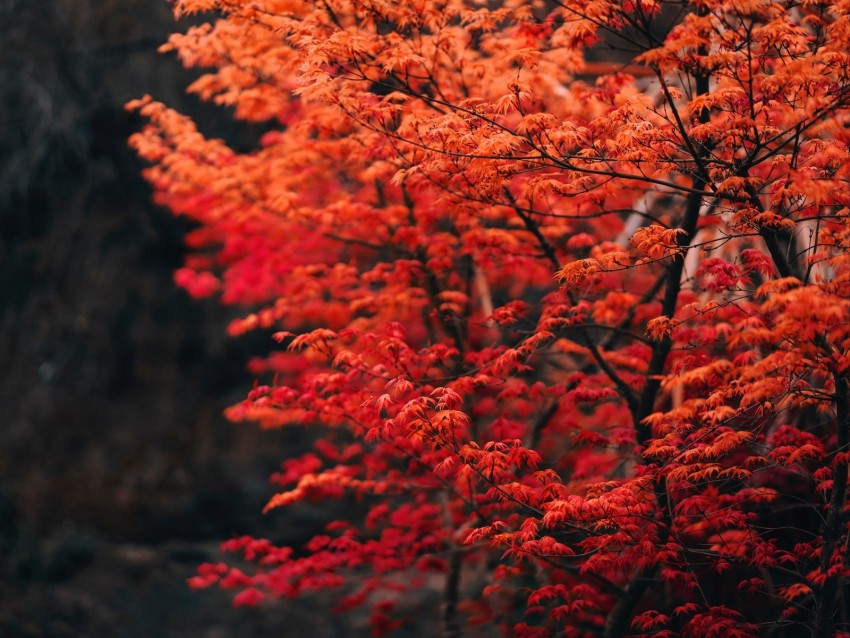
left=131, top=0, right=850, bottom=636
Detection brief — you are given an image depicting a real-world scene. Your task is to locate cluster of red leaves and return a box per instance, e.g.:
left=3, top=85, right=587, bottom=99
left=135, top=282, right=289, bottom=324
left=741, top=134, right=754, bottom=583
left=132, top=0, right=850, bottom=636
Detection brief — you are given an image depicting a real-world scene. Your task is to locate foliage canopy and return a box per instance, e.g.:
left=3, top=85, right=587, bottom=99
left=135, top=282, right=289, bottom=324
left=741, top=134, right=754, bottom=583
left=131, top=0, right=850, bottom=635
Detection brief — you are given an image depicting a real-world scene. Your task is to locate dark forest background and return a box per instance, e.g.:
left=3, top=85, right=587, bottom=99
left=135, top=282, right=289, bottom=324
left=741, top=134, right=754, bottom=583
left=0, top=1, right=372, bottom=636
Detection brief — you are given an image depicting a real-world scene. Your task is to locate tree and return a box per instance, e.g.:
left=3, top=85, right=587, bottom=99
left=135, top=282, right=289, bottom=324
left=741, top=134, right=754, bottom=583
left=129, top=0, right=850, bottom=636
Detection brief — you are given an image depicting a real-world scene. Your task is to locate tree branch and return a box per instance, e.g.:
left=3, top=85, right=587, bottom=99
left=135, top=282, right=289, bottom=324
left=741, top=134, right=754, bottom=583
left=811, top=375, right=850, bottom=638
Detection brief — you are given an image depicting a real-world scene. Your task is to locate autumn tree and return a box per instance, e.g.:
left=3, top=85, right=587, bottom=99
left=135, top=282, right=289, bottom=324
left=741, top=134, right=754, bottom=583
left=130, top=0, right=850, bottom=635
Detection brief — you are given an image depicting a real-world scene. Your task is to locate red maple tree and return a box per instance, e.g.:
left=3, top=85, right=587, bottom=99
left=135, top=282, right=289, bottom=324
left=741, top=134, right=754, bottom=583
left=130, top=0, right=850, bottom=636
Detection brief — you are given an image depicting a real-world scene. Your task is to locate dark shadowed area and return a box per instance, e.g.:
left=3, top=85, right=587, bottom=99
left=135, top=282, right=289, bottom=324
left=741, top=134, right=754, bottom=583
left=0, top=1, right=382, bottom=635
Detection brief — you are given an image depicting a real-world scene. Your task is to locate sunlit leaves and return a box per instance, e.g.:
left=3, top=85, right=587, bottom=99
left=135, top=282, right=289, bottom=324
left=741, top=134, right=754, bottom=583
left=132, top=0, right=850, bottom=635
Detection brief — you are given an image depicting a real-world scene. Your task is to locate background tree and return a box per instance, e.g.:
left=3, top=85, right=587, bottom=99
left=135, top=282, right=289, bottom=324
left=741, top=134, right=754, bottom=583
left=0, top=2, right=336, bottom=636
left=132, top=0, right=850, bottom=636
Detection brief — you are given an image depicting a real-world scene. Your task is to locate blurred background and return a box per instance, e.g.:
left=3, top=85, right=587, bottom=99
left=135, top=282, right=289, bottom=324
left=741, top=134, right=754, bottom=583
left=0, top=1, right=356, bottom=635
